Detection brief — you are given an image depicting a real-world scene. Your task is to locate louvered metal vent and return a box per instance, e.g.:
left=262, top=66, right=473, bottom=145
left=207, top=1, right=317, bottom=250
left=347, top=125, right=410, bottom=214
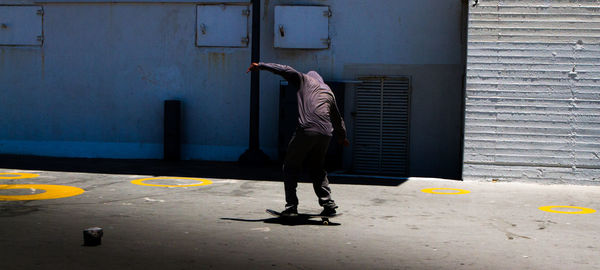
left=353, top=77, right=411, bottom=176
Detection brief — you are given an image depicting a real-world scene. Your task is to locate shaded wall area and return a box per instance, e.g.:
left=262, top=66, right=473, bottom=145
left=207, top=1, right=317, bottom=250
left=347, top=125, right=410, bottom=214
left=260, top=0, right=466, bottom=179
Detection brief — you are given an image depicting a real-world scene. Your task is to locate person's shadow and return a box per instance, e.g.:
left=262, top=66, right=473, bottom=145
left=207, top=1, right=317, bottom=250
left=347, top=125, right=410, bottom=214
left=220, top=216, right=341, bottom=226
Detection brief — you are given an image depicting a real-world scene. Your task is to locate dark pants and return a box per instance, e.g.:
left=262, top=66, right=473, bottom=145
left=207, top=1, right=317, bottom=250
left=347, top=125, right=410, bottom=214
left=283, top=129, right=336, bottom=209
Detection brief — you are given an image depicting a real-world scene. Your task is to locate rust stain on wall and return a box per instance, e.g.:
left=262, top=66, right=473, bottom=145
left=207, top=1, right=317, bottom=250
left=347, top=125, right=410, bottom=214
left=207, top=52, right=227, bottom=70
left=263, top=0, right=270, bottom=20
left=137, top=65, right=159, bottom=86
left=41, top=47, right=45, bottom=80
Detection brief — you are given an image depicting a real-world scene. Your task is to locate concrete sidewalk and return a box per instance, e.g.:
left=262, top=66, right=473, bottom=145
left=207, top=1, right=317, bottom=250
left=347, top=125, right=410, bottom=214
left=1, top=161, right=599, bottom=270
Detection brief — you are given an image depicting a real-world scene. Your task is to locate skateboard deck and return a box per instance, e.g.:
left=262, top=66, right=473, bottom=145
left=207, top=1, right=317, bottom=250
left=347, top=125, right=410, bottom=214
left=266, top=209, right=341, bottom=225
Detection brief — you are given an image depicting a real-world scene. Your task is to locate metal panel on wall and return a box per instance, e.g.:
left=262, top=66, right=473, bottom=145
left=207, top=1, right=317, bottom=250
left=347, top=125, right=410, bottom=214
left=464, top=0, right=600, bottom=184
left=273, top=5, right=330, bottom=49
left=196, top=4, right=250, bottom=47
left=353, top=77, right=410, bottom=176
left=0, top=6, right=43, bottom=46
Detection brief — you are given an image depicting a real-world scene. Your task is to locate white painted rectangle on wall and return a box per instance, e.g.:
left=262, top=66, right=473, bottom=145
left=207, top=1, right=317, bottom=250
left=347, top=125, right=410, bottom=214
left=274, top=5, right=330, bottom=49
left=196, top=4, right=250, bottom=47
left=0, top=5, right=43, bottom=46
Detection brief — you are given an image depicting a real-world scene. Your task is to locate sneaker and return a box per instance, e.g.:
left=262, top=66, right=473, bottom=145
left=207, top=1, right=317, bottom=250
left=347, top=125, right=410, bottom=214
left=281, top=206, right=298, bottom=217
left=320, top=207, right=337, bottom=217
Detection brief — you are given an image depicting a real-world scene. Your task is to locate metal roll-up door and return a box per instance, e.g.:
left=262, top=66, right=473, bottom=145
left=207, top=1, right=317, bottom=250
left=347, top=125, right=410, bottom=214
left=353, top=77, right=411, bottom=176
left=464, top=0, right=600, bottom=183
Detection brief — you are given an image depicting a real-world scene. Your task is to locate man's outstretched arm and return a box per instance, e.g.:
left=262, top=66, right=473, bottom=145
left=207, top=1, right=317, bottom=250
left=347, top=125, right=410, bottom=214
left=246, top=62, right=301, bottom=84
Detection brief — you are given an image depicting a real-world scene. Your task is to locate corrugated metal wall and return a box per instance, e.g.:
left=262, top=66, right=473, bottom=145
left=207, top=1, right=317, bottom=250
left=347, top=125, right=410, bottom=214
left=464, top=0, right=600, bottom=184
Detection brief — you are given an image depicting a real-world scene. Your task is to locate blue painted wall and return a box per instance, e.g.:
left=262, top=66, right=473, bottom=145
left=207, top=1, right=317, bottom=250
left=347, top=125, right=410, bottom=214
left=0, top=0, right=465, bottom=178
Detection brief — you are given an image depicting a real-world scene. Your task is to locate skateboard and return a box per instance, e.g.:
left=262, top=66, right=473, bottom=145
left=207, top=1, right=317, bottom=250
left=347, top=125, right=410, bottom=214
left=266, top=209, right=341, bottom=225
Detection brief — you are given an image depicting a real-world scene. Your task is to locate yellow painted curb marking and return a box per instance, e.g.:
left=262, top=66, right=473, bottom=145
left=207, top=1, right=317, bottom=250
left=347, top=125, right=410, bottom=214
left=131, top=177, right=213, bottom=187
left=421, top=188, right=471, bottom=195
left=539, top=206, right=596, bottom=214
left=0, top=172, right=40, bottom=179
left=0, top=184, right=85, bottom=201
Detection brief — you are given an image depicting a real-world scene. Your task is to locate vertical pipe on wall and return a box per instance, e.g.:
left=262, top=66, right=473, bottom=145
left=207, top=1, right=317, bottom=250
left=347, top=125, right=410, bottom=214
left=239, top=0, right=270, bottom=164
left=249, top=0, right=261, bottom=151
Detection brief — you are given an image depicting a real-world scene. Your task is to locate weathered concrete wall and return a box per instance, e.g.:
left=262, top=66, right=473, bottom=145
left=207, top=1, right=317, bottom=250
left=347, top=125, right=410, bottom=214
left=1, top=2, right=253, bottom=160
left=0, top=0, right=465, bottom=179
left=464, top=0, right=600, bottom=184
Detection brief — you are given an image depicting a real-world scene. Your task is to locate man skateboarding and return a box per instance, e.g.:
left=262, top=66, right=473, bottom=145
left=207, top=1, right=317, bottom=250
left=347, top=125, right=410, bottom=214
left=247, top=62, right=349, bottom=217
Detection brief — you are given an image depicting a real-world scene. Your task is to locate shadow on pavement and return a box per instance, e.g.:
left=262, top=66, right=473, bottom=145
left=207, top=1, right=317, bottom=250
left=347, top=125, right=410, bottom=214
left=0, top=155, right=408, bottom=186
left=220, top=217, right=341, bottom=226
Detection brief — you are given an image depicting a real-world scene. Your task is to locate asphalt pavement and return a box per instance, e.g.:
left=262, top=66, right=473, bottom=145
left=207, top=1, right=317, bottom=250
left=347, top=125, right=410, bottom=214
left=1, top=156, right=599, bottom=270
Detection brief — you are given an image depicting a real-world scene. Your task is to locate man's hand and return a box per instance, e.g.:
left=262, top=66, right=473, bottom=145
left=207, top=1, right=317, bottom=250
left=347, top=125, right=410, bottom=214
left=338, top=138, right=350, bottom=147
left=246, top=62, right=259, bottom=73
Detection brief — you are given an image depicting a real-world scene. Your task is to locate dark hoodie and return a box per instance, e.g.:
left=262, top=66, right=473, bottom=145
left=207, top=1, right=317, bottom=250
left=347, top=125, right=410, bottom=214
left=258, top=62, right=346, bottom=138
